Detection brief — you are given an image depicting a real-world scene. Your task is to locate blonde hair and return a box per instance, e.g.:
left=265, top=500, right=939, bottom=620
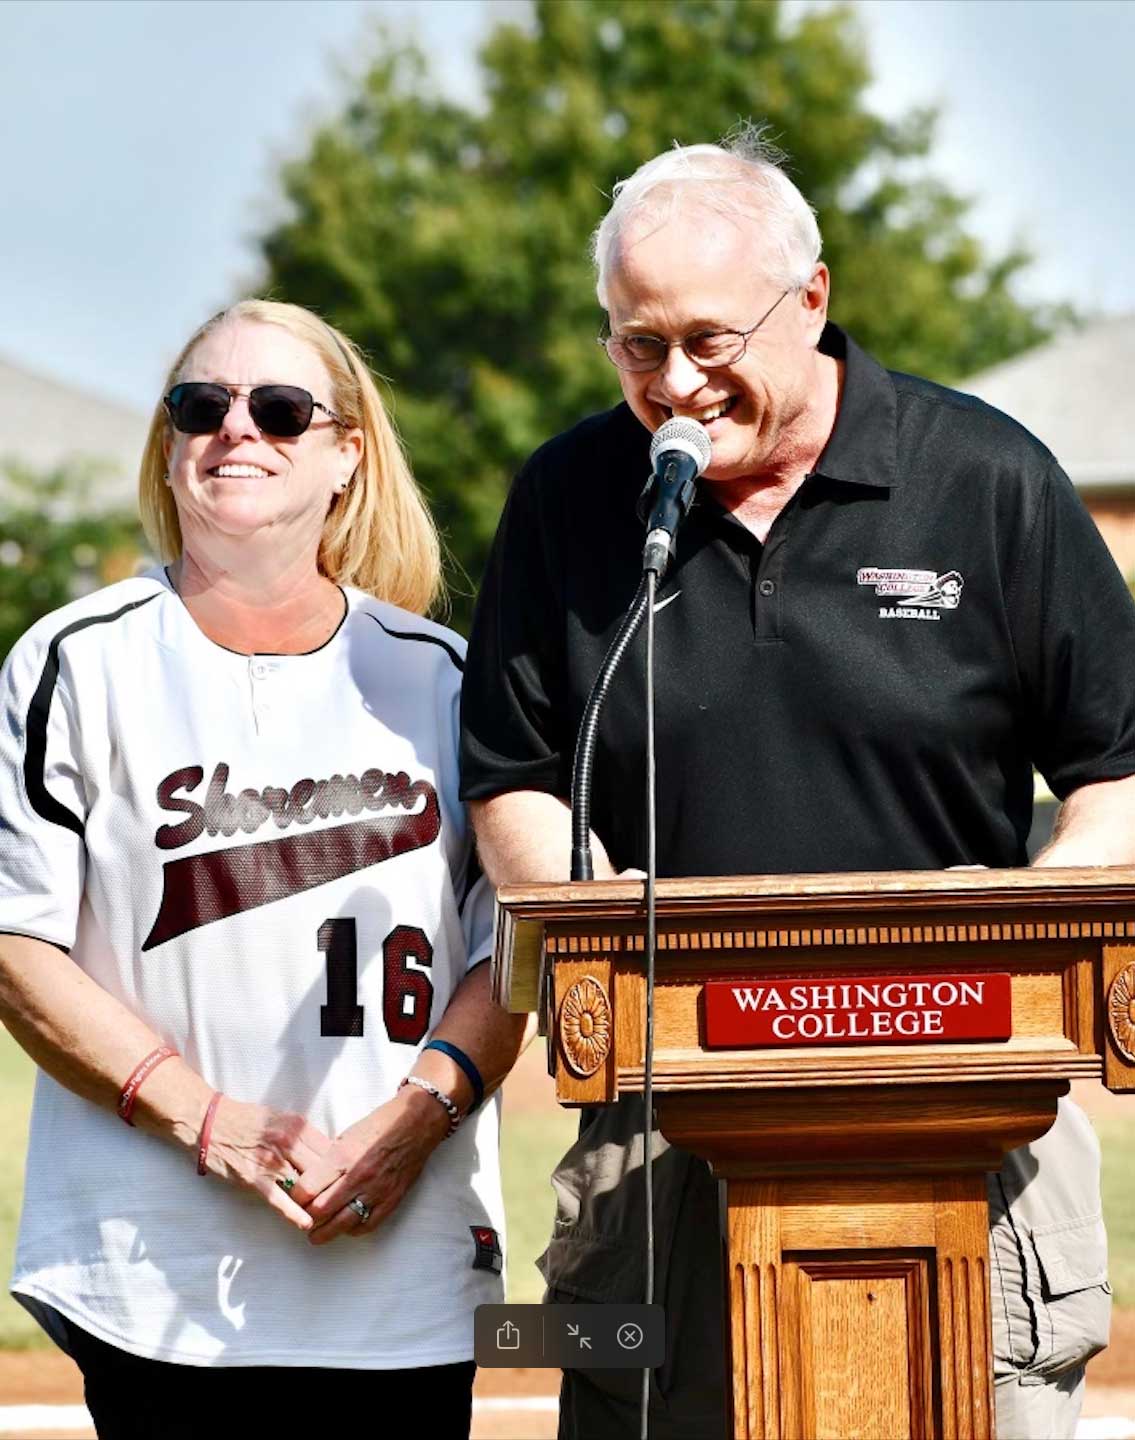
left=138, top=299, right=443, bottom=615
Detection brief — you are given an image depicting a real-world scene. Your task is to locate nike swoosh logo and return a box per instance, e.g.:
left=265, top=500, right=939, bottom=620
left=653, top=591, right=681, bottom=614
left=142, top=790, right=441, bottom=950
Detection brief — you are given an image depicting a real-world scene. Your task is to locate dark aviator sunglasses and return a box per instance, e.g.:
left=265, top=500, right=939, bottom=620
left=163, top=382, right=346, bottom=438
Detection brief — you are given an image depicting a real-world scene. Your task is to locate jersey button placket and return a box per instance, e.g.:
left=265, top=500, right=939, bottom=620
left=754, top=552, right=785, bottom=641
left=249, top=657, right=275, bottom=734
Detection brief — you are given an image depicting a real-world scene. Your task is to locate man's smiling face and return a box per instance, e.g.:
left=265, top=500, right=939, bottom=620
left=605, top=208, right=829, bottom=485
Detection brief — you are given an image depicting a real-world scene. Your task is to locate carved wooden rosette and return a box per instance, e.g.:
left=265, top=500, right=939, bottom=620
left=1108, top=962, right=1135, bottom=1062
left=559, top=975, right=612, bottom=1078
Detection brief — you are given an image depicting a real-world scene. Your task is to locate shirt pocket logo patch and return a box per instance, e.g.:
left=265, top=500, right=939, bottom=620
left=857, top=566, right=964, bottom=621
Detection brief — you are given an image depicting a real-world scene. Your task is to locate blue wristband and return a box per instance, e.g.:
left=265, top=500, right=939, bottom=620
left=424, top=1039, right=484, bottom=1112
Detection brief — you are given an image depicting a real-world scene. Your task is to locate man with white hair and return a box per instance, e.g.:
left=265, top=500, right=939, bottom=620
left=460, top=129, right=1135, bottom=1438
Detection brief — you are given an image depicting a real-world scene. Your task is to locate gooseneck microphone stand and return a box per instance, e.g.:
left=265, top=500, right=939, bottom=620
left=570, top=577, right=650, bottom=882
left=640, top=569, right=659, bottom=1440
left=568, top=417, right=708, bottom=1440
left=567, top=568, right=658, bottom=1440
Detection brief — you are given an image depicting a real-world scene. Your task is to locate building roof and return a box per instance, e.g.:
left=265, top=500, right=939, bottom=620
left=961, top=315, right=1135, bottom=489
left=0, top=355, right=148, bottom=511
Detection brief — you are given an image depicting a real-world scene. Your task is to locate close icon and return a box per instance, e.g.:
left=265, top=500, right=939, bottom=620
left=617, top=1322, right=644, bottom=1350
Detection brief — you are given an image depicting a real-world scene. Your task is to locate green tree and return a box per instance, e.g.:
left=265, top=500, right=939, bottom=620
left=258, top=0, right=1065, bottom=630
left=0, top=463, right=145, bottom=662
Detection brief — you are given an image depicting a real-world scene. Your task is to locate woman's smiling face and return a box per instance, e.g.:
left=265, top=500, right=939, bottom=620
left=164, top=319, right=360, bottom=545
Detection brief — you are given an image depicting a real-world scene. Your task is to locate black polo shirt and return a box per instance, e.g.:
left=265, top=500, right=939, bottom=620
left=460, top=324, right=1135, bottom=876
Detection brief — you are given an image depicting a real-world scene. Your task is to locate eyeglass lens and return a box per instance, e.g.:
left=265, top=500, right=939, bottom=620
left=611, top=331, right=746, bottom=371
left=604, top=288, right=791, bottom=372
left=166, top=383, right=316, bottom=437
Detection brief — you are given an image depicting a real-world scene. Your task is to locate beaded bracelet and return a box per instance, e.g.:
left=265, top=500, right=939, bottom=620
left=399, top=1075, right=461, bottom=1137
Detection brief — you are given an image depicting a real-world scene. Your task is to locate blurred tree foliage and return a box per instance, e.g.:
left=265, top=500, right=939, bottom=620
left=0, top=463, right=145, bottom=662
left=258, top=0, right=1068, bottom=629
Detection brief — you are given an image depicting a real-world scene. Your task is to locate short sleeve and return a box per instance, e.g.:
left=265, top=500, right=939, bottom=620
left=0, top=626, right=88, bottom=949
left=441, top=658, right=494, bottom=970
left=460, top=457, right=570, bottom=800
left=1009, top=462, right=1135, bottom=797
left=460, top=867, right=495, bottom=971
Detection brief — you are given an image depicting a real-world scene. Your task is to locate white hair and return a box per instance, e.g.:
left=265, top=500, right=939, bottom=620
left=592, top=125, right=823, bottom=307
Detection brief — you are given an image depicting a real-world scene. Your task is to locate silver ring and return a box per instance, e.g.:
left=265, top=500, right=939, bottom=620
left=348, top=1195, right=372, bottom=1223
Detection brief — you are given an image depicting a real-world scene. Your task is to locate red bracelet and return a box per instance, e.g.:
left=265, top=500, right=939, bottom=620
left=196, top=1091, right=221, bottom=1176
left=117, top=1047, right=178, bottom=1126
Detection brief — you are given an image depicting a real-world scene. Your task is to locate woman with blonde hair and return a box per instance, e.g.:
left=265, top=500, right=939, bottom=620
left=0, top=300, right=523, bottom=1437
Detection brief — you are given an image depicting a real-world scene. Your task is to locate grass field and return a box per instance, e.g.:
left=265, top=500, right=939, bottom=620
left=0, top=1032, right=37, bottom=1347
left=1098, top=1113, right=1135, bottom=1308
left=0, top=1032, right=1127, bottom=1349
left=501, top=1108, right=577, bottom=1304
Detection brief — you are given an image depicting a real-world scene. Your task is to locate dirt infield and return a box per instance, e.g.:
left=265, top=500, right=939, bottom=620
left=501, top=1038, right=559, bottom=1115
left=0, top=1347, right=1129, bottom=1438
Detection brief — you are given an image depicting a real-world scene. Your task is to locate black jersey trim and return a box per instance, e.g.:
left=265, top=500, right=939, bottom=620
left=162, top=568, right=351, bottom=657
left=369, top=615, right=464, bottom=672
left=24, top=593, right=162, bottom=838
left=458, top=848, right=483, bottom=915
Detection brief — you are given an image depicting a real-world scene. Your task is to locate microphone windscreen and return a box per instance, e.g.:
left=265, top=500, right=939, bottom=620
left=649, top=416, right=712, bottom=476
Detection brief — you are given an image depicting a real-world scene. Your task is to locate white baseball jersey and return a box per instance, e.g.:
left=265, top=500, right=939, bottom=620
left=0, top=567, right=504, bottom=1368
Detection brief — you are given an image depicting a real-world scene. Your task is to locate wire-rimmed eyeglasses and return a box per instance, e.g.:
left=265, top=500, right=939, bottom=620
left=598, top=289, right=791, bottom=373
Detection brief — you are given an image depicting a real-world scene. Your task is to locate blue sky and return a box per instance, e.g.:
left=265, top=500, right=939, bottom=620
left=2, top=0, right=1132, bottom=412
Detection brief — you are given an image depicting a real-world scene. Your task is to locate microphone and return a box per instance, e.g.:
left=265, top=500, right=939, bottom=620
left=642, top=417, right=712, bottom=576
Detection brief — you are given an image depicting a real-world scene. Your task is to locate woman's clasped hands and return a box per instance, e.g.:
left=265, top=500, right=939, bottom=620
left=202, top=1087, right=451, bottom=1245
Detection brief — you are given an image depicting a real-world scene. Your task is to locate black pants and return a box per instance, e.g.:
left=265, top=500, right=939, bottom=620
left=60, top=1315, right=477, bottom=1439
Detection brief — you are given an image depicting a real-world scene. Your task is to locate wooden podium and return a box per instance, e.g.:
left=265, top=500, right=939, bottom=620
left=491, top=868, right=1135, bottom=1440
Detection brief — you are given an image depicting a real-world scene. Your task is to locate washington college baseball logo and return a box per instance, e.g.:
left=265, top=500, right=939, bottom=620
left=856, top=567, right=964, bottom=622
left=143, top=762, right=440, bottom=949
